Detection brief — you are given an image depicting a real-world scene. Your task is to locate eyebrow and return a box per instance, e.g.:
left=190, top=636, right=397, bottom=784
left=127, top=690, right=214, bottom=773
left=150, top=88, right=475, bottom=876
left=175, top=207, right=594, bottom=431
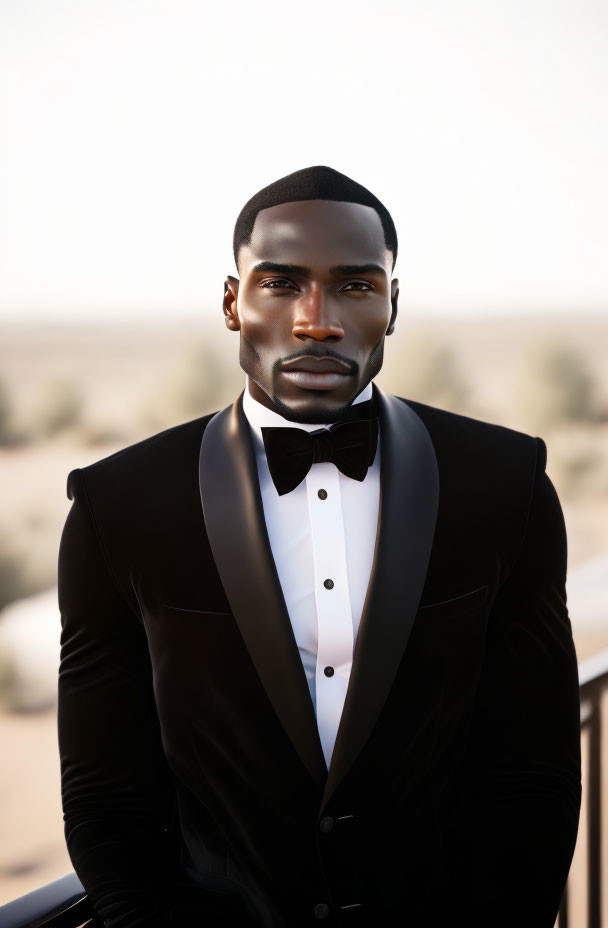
left=250, top=261, right=386, bottom=278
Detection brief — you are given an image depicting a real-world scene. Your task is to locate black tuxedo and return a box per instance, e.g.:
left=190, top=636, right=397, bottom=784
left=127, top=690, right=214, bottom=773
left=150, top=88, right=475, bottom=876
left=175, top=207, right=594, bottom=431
left=57, top=383, right=582, bottom=928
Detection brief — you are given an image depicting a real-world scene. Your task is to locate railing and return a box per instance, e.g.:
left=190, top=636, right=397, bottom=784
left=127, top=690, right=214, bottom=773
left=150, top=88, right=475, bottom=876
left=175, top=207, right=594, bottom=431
left=557, top=646, right=608, bottom=928
left=2, top=647, right=607, bottom=928
left=0, top=870, right=96, bottom=928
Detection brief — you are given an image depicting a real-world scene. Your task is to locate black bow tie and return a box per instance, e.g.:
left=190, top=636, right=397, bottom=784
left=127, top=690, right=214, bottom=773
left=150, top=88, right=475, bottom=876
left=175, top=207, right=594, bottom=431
left=260, top=399, right=379, bottom=496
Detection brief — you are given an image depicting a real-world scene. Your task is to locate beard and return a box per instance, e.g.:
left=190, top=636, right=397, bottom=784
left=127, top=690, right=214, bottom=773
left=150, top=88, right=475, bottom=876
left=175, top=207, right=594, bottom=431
left=239, top=333, right=384, bottom=424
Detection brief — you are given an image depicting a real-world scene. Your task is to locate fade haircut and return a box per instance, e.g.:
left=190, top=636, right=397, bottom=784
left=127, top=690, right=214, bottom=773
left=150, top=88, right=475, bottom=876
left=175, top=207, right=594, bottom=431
left=232, top=165, right=398, bottom=275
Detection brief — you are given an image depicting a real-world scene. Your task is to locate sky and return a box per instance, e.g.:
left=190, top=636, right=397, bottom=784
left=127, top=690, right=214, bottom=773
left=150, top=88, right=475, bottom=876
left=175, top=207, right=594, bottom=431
left=0, top=0, right=607, bottom=322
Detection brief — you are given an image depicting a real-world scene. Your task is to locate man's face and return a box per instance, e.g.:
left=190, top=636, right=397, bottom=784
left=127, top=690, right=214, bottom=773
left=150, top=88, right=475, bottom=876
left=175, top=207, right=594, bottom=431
left=223, top=199, right=398, bottom=423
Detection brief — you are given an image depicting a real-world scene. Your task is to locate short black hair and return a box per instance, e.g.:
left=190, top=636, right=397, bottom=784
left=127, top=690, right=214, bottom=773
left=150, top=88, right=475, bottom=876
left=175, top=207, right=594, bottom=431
left=232, top=165, right=398, bottom=274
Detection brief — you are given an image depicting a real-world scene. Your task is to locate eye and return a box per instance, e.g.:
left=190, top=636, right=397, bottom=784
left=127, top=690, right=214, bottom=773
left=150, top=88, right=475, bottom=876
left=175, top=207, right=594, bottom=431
left=339, top=281, right=373, bottom=291
left=260, top=278, right=297, bottom=290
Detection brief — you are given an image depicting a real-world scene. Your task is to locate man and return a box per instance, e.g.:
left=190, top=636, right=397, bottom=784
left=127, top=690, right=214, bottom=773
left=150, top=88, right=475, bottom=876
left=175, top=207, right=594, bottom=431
left=57, top=165, right=582, bottom=928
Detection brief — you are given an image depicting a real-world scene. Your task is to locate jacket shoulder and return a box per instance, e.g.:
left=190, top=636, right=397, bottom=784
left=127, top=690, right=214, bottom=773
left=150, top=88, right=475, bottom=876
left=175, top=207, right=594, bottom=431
left=396, top=395, right=547, bottom=539
left=66, top=411, right=218, bottom=501
left=396, top=396, right=548, bottom=576
left=398, top=394, right=545, bottom=468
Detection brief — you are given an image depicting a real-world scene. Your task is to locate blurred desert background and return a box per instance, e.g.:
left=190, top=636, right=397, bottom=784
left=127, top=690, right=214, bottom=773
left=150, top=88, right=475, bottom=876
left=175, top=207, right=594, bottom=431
left=1, top=313, right=607, bottom=923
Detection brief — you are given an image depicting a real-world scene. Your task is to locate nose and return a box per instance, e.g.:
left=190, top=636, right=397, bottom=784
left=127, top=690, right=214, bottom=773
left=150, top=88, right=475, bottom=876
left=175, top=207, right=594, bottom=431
left=292, top=282, right=344, bottom=341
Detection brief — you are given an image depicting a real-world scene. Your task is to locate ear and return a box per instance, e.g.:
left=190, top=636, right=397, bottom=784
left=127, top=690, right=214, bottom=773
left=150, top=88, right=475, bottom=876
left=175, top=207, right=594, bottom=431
left=386, top=278, right=399, bottom=336
left=223, top=275, right=240, bottom=331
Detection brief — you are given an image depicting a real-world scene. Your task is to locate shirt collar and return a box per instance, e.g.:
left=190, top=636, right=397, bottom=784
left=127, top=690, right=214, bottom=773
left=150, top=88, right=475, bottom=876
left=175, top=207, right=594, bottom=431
left=242, top=374, right=374, bottom=455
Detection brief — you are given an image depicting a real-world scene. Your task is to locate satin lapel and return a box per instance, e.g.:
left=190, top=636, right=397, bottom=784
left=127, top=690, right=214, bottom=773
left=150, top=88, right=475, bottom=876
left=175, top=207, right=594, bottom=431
left=319, top=383, right=440, bottom=814
left=199, top=390, right=328, bottom=790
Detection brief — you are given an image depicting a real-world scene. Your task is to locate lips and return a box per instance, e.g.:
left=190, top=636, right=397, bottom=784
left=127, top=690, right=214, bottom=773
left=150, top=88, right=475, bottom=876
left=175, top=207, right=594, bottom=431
left=279, top=355, right=354, bottom=390
left=280, top=356, right=352, bottom=374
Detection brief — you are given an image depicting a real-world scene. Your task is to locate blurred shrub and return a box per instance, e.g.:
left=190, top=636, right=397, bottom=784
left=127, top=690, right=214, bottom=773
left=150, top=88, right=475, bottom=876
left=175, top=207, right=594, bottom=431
left=24, top=376, right=85, bottom=440
left=0, top=650, right=19, bottom=711
left=138, top=340, right=228, bottom=431
left=547, top=429, right=608, bottom=498
left=516, top=339, right=602, bottom=430
left=0, top=376, right=11, bottom=443
left=75, top=418, right=130, bottom=446
left=0, top=532, right=27, bottom=612
left=383, top=331, right=471, bottom=412
left=0, top=374, right=24, bottom=446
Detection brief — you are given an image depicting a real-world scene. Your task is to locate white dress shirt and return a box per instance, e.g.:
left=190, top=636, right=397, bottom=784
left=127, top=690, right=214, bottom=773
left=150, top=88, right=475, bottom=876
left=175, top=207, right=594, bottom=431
left=242, top=375, right=381, bottom=771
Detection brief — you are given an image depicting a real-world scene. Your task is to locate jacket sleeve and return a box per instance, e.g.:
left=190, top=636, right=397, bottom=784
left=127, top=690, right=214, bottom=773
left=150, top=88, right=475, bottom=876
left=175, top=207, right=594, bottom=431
left=466, top=437, right=582, bottom=928
left=57, top=467, right=180, bottom=928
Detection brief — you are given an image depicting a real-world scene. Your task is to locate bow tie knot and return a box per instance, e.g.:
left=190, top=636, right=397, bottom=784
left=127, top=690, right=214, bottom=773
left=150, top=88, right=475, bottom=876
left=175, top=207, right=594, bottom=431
left=310, top=429, right=339, bottom=465
left=260, top=413, right=379, bottom=496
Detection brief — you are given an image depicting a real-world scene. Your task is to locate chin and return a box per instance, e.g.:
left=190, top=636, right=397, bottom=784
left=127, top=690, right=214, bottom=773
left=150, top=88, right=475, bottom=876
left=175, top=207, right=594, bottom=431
left=272, top=391, right=356, bottom=425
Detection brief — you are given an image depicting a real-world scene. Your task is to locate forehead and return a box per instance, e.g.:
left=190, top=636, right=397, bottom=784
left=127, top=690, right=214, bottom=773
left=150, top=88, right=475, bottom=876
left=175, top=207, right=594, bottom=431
left=242, top=199, right=390, bottom=272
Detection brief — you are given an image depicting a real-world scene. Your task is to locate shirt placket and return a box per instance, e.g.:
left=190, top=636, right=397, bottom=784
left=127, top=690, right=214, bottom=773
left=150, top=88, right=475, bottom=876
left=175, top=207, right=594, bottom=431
left=306, top=461, right=354, bottom=771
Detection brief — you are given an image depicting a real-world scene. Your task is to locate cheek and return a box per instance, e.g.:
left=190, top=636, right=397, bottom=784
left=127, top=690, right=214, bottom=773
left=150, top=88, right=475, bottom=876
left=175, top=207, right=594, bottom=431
left=354, top=303, right=393, bottom=343
left=239, top=295, right=286, bottom=338
left=238, top=305, right=285, bottom=372
left=239, top=299, right=265, bottom=330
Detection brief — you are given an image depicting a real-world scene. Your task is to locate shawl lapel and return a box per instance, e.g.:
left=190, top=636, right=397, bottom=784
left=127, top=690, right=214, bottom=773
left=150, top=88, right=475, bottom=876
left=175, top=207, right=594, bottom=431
left=198, top=382, right=439, bottom=814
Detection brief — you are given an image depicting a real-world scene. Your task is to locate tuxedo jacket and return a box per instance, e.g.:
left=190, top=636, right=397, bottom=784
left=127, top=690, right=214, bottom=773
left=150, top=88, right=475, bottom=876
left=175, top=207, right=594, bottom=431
left=57, top=382, right=582, bottom=928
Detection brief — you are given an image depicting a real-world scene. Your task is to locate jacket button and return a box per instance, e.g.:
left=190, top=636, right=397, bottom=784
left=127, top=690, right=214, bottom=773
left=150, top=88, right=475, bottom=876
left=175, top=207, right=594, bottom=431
left=313, top=902, right=330, bottom=919
left=319, top=816, right=334, bottom=833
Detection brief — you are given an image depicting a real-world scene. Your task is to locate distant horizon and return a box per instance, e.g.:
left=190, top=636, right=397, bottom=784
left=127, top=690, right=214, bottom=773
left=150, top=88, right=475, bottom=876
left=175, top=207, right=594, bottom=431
left=1, top=304, right=607, bottom=327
